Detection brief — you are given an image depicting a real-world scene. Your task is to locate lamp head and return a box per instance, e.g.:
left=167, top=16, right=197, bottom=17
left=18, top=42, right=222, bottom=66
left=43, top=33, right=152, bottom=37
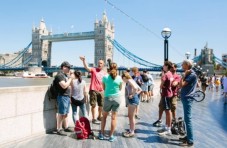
left=161, top=27, right=171, bottom=39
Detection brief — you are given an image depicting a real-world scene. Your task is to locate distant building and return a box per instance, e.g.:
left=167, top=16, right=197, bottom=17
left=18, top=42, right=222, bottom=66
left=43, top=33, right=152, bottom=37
left=201, top=44, right=214, bottom=65
left=200, top=43, right=214, bottom=76
left=0, top=50, right=32, bottom=67
left=32, top=18, right=51, bottom=67
left=222, top=54, right=227, bottom=68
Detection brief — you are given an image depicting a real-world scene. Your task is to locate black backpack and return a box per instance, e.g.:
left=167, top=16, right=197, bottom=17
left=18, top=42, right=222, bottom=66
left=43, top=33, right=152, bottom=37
left=132, top=75, right=142, bottom=87
left=141, top=74, right=149, bottom=82
left=171, top=117, right=186, bottom=136
left=47, top=79, right=58, bottom=100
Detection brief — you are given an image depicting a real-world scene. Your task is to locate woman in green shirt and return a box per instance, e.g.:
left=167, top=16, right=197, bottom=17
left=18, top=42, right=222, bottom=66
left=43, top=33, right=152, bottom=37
left=98, top=63, right=123, bottom=142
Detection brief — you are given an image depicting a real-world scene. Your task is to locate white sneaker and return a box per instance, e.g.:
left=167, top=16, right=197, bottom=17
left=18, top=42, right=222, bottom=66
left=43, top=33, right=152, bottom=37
left=158, top=129, right=172, bottom=136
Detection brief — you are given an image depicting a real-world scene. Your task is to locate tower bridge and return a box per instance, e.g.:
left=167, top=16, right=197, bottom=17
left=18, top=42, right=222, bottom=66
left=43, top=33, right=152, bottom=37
left=0, top=12, right=227, bottom=74
left=31, top=12, right=114, bottom=68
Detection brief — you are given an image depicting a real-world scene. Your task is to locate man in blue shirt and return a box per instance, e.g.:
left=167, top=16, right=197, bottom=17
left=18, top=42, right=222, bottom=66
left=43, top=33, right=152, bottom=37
left=179, top=60, right=197, bottom=146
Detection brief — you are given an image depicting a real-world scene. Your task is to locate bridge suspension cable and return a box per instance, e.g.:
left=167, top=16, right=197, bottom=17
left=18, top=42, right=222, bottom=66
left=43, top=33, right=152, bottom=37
left=107, top=37, right=162, bottom=68
left=12, top=55, right=33, bottom=68
left=104, top=0, right=185, bottom=58
left=1, top=42, right=32, bottom=67
left=214, top=56, right=227, bottom=69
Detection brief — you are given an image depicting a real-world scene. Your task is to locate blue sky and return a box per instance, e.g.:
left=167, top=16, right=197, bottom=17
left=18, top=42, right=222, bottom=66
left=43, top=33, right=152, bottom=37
left=0, top=0, right=226, bottom=67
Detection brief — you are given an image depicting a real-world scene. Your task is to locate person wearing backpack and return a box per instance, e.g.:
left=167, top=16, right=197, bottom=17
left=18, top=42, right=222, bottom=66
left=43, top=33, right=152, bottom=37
left=140, top=71, right=149, bottom=102
left=147, top=71, right=154, bottom=102
left=131, top=67, right=142, bottom=120
left=70, top=70, right=88, bottom=123
left=98, top=63, right=123, bottom=142
left=56, top=61, right=73, bottom=136
left=200, top=72, right=208, bottom=93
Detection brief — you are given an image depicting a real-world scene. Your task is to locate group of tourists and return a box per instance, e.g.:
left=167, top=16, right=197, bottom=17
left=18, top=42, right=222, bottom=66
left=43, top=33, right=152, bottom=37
left=53, top=58, right=227, bottom=147
left=198, top=71, right=227, bottom=103
left=151, top=60, right=197, bottom=146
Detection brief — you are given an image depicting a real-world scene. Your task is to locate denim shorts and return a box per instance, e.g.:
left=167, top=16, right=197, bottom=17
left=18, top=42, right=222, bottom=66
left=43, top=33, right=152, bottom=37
left=128, top=94, right=140, bottom=106
left=57, top=95, right=70, bottom=115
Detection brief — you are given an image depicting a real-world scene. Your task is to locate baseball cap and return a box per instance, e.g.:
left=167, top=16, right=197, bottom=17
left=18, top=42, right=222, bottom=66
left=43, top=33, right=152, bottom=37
left=61, top=61, right=71, bottom=69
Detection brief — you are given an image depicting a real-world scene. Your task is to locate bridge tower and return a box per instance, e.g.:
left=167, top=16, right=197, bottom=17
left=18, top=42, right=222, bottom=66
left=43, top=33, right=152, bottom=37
left=201, top=43, right=214, bottom=75
left=94, top=12, right=114, bottom=66
left=32, top=19, right=52, bottom=67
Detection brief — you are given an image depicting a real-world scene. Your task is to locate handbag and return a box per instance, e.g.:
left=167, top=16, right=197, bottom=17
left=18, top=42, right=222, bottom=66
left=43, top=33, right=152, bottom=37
left=71, top=97, right=85, bottom=106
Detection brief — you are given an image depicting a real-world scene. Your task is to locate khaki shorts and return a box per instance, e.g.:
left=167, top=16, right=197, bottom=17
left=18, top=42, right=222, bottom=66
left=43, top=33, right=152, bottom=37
left=159, top=96, right=178, bottom=112
left=89, top=90, right=104, bottom=107
left=170, top=96, right=178, bottom=113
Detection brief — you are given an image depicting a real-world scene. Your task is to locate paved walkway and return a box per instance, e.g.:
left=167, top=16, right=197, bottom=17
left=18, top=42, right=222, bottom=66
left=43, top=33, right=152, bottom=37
left=4, top=80, right=227, bottom=148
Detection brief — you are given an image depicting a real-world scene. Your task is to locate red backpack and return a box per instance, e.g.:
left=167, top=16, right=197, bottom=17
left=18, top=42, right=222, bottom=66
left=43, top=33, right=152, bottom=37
left=74, top=117, right=92, bottom=139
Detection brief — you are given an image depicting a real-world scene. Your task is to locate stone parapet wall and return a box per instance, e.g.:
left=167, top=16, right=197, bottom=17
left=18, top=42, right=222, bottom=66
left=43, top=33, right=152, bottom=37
left=0, top=86, right=66, bottom=146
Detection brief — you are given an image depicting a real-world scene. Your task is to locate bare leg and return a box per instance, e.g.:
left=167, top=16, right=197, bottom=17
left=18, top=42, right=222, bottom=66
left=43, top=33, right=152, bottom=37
left=98, top=106, right=103, bottom=119
left=110, top=112, right=117, bottom=136
left=172, top=110, right=176, bottom=120
left=144, top=91, right=148, bottom=101
left=165, top=110, right=172, bottom=128
left=148, top=91, right=151, bottom=100
left=128, top=105, right=136, bottom=133
left=135, top=105, right=139, bottom=117
left=140, top=92, right=144, bottom=101
left=100, top=111, right=108, bottom=134
left=63, top=115, right=68, bottom=129
left=158, top=108, right=164, bottom=120
left=91, top=105, right=96, bottom=120
left=57, top=114, right=64, bottom=130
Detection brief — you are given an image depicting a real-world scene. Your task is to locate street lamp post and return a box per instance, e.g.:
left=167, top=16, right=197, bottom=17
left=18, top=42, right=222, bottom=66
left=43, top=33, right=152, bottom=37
left=185, top=52, right=191, bottom=59
left=161, top=27, right=171, bottom=62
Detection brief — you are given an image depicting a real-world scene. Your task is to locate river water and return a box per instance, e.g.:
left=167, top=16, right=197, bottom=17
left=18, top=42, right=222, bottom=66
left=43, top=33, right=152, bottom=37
left=0, top=77, right=93, bottom=87
left=0, top=77, right=54, bottom=87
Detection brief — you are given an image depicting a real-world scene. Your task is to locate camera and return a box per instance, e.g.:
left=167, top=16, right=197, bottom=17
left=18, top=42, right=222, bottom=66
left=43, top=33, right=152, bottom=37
left=192, top=65, right=204, bottom=81
left=107, top=59, right=112, bottom=72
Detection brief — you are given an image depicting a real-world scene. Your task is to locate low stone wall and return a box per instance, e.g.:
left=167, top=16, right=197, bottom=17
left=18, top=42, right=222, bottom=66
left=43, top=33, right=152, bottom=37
left=0, top=79, right=159, bottom=146
left=0, top=85, right=72, bottom=146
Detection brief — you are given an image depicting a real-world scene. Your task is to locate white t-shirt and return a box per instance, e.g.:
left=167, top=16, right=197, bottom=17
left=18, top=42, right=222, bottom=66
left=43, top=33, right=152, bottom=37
left=71, top=79, right=86, bottom=101
left=147, top=73, right=154, bottom=85
left=126, top=79, right=142, bottom=96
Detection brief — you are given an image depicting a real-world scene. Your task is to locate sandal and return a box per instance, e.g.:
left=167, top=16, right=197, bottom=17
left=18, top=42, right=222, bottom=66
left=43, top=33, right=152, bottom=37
left=122, top=131, right=135, bottom=138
